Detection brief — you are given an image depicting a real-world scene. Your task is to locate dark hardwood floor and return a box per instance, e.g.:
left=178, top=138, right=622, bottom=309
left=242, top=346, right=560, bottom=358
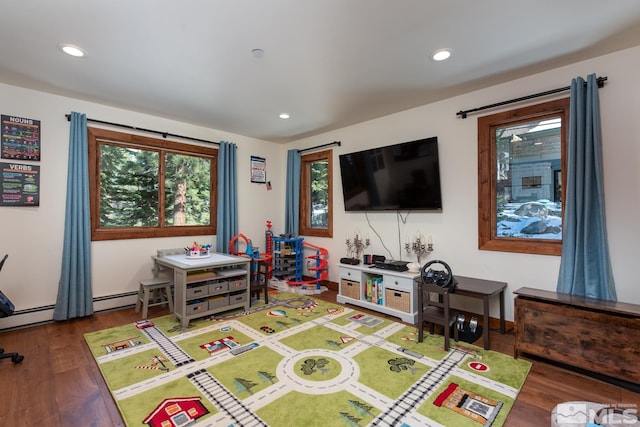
left=1, top=289, right=638, bottom=426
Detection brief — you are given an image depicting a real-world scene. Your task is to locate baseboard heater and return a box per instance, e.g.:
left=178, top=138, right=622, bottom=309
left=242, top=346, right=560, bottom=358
left=0, top=291, right=138, bottom=331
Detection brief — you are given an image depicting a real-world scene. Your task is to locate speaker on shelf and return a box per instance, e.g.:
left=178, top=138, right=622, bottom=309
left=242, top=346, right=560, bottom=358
left=363, top=254, right=385, bottom=265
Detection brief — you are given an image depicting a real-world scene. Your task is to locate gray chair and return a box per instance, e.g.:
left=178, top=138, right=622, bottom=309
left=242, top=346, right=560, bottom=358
left=417, top=280, right=459, bottom=351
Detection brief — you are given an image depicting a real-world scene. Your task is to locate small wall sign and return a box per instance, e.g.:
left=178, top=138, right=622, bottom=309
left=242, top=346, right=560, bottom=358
left=1, top=115, right=41, bottom=161
left=250, top=155, right=266, bottom=183
left=0, top=161, right=40, bottom=206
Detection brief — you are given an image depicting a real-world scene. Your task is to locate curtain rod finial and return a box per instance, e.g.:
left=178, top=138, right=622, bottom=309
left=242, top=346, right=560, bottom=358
left=597, top=76, right=607, bottom=88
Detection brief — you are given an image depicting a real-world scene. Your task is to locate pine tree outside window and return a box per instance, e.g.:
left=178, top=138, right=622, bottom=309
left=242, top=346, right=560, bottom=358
left=88, top=128, right=217, bottom=241
left=299, top=149, right=333, bottom=238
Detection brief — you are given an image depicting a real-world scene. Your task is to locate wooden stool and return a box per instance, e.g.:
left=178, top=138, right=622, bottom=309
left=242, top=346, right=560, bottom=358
left=135, top=278, right=173, bottom=319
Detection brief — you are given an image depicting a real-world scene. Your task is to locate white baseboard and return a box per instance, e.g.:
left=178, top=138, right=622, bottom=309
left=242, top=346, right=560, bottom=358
left=0, top=292, right=138, bottom=331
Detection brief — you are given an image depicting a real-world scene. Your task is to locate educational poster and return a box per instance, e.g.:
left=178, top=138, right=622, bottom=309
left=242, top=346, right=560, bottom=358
left=0, top=162, right=40, bottom=206
left=1, top=115, right=41, bottom=161
left=250, top=155, right=266, bottom=183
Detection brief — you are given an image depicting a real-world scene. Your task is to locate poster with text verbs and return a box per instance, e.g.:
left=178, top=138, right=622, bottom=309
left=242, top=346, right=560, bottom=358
left=1, top=115, right=41, bottom=161
left=1, top=162, right=39, bottom=206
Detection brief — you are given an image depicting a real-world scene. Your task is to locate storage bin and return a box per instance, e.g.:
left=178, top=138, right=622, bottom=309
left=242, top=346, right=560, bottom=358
left=229, top=291, right=247, bottom=305
left=186, top=284, right=209, bottom=299
left=209, top=280, right=229, bottom=294
left=208, top=295, right=229, bottom=310
left=385, top=288, right=411, bottom=312
left=186, top=300, right=207, bottom=314
left=341, top=279, right=360, bottom=300
left=229, top=278, right=247, bottom=290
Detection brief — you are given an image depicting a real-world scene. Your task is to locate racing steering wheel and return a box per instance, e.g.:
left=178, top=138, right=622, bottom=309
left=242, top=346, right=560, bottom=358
left=421, top=259, right=457, bottom=289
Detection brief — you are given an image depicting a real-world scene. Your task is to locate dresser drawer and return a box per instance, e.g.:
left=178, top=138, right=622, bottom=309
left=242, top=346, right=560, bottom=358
left=384, top=275, right=415, bottom=292
left=339, top=267, right=362, bottom=282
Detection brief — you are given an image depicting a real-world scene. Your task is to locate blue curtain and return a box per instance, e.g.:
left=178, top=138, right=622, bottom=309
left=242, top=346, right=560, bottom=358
left=557, top=74, right=617, bottom=300
left=216, top=141, right=238, bottom=253
left=53, top=112, right=93, bottom=320
left=284, top=149, right=301, bottom=234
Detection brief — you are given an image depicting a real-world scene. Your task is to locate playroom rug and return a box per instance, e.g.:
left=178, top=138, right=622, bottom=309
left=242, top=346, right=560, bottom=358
left=84, top=292, right=531, bottom=427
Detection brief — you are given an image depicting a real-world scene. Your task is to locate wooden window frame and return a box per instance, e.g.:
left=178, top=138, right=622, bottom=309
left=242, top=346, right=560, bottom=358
left=88, top=127, right=217, bottom=241
left=478, top=98, right=569, bottom=255
left=299, top=149, right=333, bottom=238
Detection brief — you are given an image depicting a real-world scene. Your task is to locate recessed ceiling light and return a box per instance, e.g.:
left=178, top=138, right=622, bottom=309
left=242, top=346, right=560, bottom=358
left=58, top=43, right=86, bottom=58
left=279, top=113, right=290, bottom=119
left=431, top=48, right=452, bottom=61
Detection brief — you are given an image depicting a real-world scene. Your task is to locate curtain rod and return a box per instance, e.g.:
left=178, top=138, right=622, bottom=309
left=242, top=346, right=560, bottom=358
left=298, top=140, right=341, bottom=154
left=456, top=76, right=608, bottom=119
left=65, top=114, right=219, bottom=145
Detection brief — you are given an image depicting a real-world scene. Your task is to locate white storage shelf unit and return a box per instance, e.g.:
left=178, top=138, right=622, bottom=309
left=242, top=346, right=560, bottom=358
left=336, top=263, right=419, bottom=324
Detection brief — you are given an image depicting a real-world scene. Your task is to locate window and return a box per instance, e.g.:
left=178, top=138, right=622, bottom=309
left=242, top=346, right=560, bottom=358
left=299, top=149, right=333, bottom=237
left=478, top=98, right=569, bottom=255
left=88, top=127, right=217, bottom=241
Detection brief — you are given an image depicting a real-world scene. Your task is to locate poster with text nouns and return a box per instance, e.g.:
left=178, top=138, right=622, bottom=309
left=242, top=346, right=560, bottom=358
left=1, top=115, right=41, bottom=161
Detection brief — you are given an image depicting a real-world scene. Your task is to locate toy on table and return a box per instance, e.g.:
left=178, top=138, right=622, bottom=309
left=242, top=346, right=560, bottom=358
left=185, top=242, right=212, bottom=258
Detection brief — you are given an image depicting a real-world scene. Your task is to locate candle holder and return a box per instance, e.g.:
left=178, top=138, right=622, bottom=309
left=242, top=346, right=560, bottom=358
left=345, top=232, right=370, bottom=261
left=404, top=234, right=433, bottom=264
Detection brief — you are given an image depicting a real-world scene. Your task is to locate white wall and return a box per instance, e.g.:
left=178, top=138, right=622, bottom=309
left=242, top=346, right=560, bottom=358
left=290, top=45, right=640, bottom=321
left=1, top=45, right=638, bottom=329
left=0, top=84, right=285, bottom=328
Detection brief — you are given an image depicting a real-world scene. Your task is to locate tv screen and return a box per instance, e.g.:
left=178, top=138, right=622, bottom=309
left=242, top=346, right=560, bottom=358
left=339, top=137, right=442, bottom=211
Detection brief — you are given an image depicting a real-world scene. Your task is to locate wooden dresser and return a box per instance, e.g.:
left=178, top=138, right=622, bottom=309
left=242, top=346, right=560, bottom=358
left=514, top=287, right=640, bottom=385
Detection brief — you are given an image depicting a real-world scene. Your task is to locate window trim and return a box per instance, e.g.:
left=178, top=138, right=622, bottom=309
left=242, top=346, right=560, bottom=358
left=299, top=149, right=333, bottom=238
left=88, top=127, right=217, bottom=241
left=477, top=97, right=569, bottom=255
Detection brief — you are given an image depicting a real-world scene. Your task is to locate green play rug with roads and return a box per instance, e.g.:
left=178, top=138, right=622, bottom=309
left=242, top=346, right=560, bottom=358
left=84, top=292, right=530, bottom=426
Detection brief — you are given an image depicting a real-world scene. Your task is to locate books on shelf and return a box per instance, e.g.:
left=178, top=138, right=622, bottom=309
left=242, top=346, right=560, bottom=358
left=365, top=277, right=383, bottom=305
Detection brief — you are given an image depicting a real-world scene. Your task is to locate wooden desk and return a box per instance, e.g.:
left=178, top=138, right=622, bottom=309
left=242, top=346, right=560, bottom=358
left=453, top=275, right=507, bottom=350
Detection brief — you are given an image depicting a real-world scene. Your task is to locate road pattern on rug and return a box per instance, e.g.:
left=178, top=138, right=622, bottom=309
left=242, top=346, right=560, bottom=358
left=84, top=293, right=530, bottom=427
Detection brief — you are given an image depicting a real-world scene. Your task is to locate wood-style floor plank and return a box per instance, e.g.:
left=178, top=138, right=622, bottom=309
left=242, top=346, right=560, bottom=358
left=1, top=290, right=638, bottom=426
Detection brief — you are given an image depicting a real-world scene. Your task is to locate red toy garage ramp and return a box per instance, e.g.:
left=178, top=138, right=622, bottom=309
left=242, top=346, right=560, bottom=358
left=286, top=241, right=328, bottom=287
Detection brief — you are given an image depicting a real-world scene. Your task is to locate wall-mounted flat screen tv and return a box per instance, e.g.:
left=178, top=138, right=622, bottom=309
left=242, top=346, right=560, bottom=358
left=339, top=136, right=442, bottom=211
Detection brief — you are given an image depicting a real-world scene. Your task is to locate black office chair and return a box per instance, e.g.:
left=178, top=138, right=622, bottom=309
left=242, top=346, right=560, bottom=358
left=1, top=254, right=25, bottom=364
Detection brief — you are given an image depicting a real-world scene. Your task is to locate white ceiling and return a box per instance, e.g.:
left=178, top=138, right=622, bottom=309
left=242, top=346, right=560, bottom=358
left=1, top=1, right=640, bottom=143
